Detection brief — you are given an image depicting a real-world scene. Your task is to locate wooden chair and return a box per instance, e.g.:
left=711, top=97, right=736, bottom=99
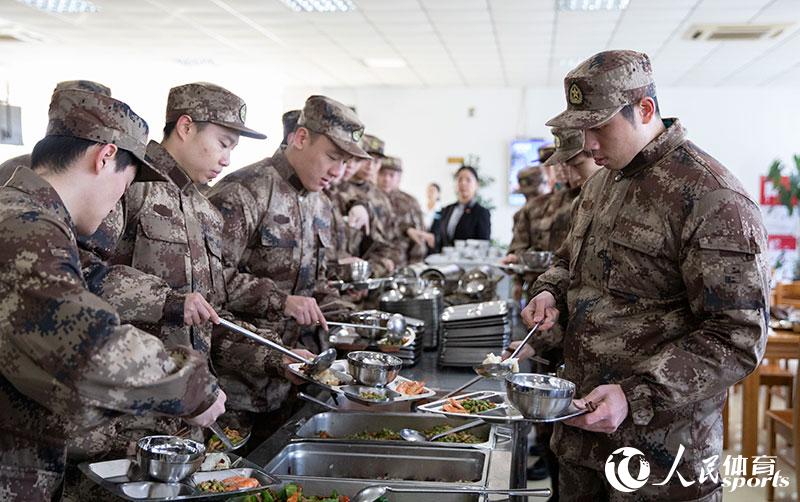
left=765, top=356, right=800, bottom=501
left=774, top=282, right=800, bottom=309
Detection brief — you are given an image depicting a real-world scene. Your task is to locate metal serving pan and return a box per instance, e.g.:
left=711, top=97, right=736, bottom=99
left=263, top=441, right=489, bottom=485
left=227, top=478, right=482, bottom=502
left=291, top=412, right=495, bottom=449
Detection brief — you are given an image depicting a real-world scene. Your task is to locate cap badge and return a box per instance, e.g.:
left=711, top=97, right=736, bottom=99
left=239, top=104, right=247, bottom=123
left=568, top=83, right=583, bottom=105
left=352, top=128, right=364, bottom=142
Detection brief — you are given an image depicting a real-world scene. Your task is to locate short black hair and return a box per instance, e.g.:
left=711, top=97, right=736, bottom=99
left=31, top=135, right=140, bottom=174
left=430, top=182, right=441, bottom=193
left=162, top=120, right=211, bottom=139
left=619, top=84, right=660, bottom=126
left=455, top=165, right=479, bottom=181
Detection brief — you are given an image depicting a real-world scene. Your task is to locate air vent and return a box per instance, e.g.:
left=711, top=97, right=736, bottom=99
left=686, top=23, right=792, bottom=42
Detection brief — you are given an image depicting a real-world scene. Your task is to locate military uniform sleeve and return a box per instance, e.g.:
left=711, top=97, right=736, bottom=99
left=530, top=198, right=579, bottom=315
left=0, top=216, right=217, bottom=426
left=210, top=182, right=288, bottom=315
left=618, top=189, right=768, bottom=426
left=210, top=315, right=285, bottom=380
left=508, top=207, right=531, bottom=255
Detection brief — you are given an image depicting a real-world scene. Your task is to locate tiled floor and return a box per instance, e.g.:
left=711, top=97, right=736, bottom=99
left=520, top=387, right=797, bottom=501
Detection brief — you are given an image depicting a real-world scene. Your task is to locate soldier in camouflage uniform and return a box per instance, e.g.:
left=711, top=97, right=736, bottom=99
left=75, top=84, right=315, bottom=456
left=522, top=50, right=769, bottom=501
left=336, top=134, right=403, bottom=274
left=0, top=89, right=224, bottom=501
left=377, top=155, right=429, bottom=263
left=208, top=95, right=364, bottom=350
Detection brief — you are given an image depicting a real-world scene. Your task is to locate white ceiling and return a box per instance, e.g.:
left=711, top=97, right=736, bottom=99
left=1, top=0, right=800, bottom=88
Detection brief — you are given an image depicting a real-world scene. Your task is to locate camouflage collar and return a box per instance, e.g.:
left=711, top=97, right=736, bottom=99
left=619, top=118, right=685, bottom=179
left=272, top=147, right=307, bottom=195
left=145, top=141, right=194, bottom=193
left=2, top=166, right=75, bottom=231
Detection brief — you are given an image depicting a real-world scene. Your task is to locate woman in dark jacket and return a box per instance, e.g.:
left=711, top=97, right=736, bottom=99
left=434, top=165, right=491, bottom=253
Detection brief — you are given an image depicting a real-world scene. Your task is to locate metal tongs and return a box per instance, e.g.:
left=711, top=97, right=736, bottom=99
left=217, top=319, right=336, bottom=375
left=442, top=320, right=548, bottom=399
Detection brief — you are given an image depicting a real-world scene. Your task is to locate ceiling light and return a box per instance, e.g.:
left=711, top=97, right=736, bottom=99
left=279, top=0, right=356, bottom=13
left=556, top=0, right=630, bottom=11
left=363, top=58, right=406, bottom=69
left=16, top=0, right=98, bottom=13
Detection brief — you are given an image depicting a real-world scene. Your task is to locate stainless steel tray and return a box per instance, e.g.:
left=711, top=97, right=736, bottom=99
left=417, top=390, right=589, bottom=424
left=264, top=441, right=489, bottom=485
left=78, top=454, right=277, bottom=501
left=287, top=359, right=436, bottom=403
left=440, top=301, right=509, bottom=322
left=291, top=412, right=495, bottom=449
left=228, top=478, right=482, bottom=502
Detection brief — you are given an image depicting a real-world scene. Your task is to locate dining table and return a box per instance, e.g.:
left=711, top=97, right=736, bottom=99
left=740, top=327, right=800, bottom=463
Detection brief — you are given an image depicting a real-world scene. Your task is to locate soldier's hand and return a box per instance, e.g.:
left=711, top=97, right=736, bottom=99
left=521, top=291, right=558, bottom=331
left=184, top=292, right=220, bottom=326
left=500, top=253, right=519, bottom=265
left=347, top=205, right=370, bottom=232
left=379, top=258, right=395, bottom=274
left=565, top=384, right=629, bottom=434
left=284, top=295, right=328, bottom=330
left=502, top=340, right=535, bottom=361
left=184, top=390, right=227, bottom=428
left=284, top=349, right=317, bottom=385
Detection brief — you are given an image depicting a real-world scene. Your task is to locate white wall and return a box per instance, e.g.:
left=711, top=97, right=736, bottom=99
left=0, top=60, right=289, bottom=172
left=4, top=69, right=799, bottom=246
left=297, top=85, right=800, bottom=246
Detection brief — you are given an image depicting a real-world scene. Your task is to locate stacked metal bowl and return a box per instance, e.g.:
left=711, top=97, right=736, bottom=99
left=380, top=284, right=443, bottom=352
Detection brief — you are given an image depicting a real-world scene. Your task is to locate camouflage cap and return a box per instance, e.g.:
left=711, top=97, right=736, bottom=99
left=360, top=134, right=386, bottom=159
left=515, top=164, right=546, bottom=195
left=166, top=82, right=266, bottom=139
left=538, top=145, right=555, bottom=164
left=53, top=80, right=111, bottom=96
left=379, top=155, right=402, bottom=172
left=281, top=109, right=301, bottom=145
left=46, top=89, right=163, bottom=182
left=297, top=95, right=370, bottom=159
left=545, top=128, right=585, bottom=166
left=546, top=50, right=655, bottom=129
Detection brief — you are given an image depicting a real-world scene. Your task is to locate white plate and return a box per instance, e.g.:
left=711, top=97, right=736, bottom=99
left=417, top=390, right=589, bottom=424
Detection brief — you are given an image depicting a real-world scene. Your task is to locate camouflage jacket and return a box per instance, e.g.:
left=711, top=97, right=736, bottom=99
left=322, top=186, right=354, bottom=274
left=531, top=119, right=768, bottom=496
left=0, top=167, right=216, bottom=501
left=208, top=147, right=353, bottom=347
left=388, top=189, right=427, bottom=264
left=92, top=142, right=285, bottom=413
left=509, top=188, right=579, bottom=256
left=335, top=179, right=403, bottom=272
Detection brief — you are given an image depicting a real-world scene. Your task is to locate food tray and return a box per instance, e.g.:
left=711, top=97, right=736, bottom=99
left=440, top=301, right=509, bottom=322
left=292, top=411, right=496, bottom=449
left=264, top=441, right=489, bottom=485
left=78, top=453, right=277, bottom=501
left=287, top=359, right=436, bottom=403
left=228, top=478, right=482, bottom=502
left=417, top=390, right=589, bottom=424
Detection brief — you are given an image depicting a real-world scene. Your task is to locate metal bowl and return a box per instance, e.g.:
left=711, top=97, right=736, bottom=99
left=347, top=351, right=403, bottom=387
left=336, top=261, right=371, bottom=282
left=135, top=436, right=205, bottom=483
left=505, top=373, right=575, bottom=419
left=395, top=277, right=427, bottom=297
left=521, top=250, right=553, bottom=270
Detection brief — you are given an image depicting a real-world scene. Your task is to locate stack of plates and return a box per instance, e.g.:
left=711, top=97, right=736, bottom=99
left=380, top=288, right=443, bottom=350
left=438, top=300, right=511, bottom=367
left=394, top=316, right=424, bottom=366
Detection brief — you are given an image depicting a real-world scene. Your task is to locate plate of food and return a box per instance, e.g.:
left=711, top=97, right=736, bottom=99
left=376, top=331, right=415, bottom=353
left=286, top=361, right=435, bottom=403
left=207, top=426, right=250, bottom=453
